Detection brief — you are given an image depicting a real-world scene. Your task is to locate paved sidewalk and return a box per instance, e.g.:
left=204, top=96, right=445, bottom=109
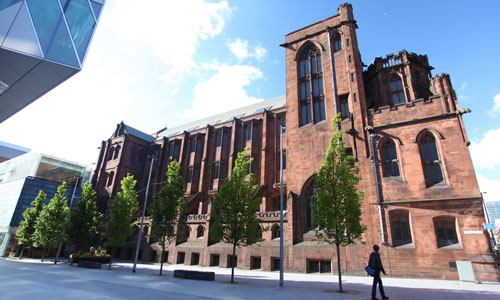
left=1, top=258, right=499, bottom=299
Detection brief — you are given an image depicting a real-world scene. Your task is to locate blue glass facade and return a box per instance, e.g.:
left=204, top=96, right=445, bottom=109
left=0, top=0, right=105, bottom=122
left=11, top=176, right=82, bottom=227
left=486, top=201, right=500, bottom=224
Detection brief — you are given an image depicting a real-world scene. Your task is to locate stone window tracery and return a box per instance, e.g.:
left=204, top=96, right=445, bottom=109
left=390, top=74, right=406, bottom=104
left=381, top=139, right=400, bottom=177
left=298, top=45, right=325, bottom=126
left=419, top=133, right=444, bottom=187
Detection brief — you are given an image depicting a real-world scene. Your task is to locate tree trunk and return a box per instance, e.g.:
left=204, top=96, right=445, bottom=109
left=159, top=243, right=165, bottom=276
left=41, top=246, right=46, bottom=262
left=19, top=246, right=25, bottom=260
left=231, top=243, right=236, bottom=283
left=336, top=243, right=343, bottom=292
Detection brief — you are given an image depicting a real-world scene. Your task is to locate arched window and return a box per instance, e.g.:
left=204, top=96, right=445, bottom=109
left=298, top=45, right=325, bottom=126
left=419, top=133, right=444, bottom=187
left=108, top=146, right=115, bottom=161
left=390, top=75, right=406, bottom=104
left=184, top=225, right=191, bottom=240
left=271, top=224, right=280, bottom=240
left=113, top=145, right=121, bottom=160
left=196, top=225, right=204, bottom=238
left=381, top=139, right=400, bottom=177
left=304, top=180, right=316, bottom=232
left=389, top=210, right=412, bottom=247
left=333, top=33, right=341, bottom=52
left=107, top=171, right=114, bottom=187
left=433, top=217, right=458, bottom=248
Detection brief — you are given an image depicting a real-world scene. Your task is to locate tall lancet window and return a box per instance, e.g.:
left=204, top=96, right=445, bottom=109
left=299, top=45, right=325, bottom=126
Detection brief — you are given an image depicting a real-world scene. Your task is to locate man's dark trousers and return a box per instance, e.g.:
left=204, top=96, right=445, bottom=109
left=372, top=271, right=386, bottom=299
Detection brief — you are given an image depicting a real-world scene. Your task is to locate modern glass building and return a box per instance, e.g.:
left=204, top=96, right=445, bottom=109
left=0, top=0, right=105, bottom=122
left=486, top=201, right=500, bottom=224
left=0, top=152, right=92, bottom=256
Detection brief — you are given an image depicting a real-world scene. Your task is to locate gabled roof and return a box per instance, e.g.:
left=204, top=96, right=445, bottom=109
left=123, top=124, right=155, bottom=143
left=157, top=95, right=286, bottom=138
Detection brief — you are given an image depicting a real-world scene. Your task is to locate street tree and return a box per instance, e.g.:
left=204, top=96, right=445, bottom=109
left=17, top=190, right=46, bottom=259
left=65, top=181, right=102, bottom=252
left=210, top=149, right=262, bottom=283
left=149, top=161, right=186, bottom=276
left=33, top=182, right=69, bottom=262
left=105, top=174, right=139, bottom=268
left=312, top=114, right=366, bottom=293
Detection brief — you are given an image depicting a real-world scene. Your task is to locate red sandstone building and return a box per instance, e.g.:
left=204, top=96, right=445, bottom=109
left=92, top=4, right=498, bottom=280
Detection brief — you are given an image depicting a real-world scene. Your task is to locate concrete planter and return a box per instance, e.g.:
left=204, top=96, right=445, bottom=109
left=77, top=261, right=102, bottom=269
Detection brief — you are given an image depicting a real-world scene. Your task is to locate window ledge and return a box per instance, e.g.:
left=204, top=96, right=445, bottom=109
left=426, top=182, right=450, bottom=190
left=393, top=242, right=416, bottom=249
left=438, top=243, right=464, bottom=250
left=382, top=176, right=405, bottom=184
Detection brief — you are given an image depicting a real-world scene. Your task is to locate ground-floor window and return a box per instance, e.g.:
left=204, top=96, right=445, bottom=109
left=390, top=210, right=412, bottom=247
left=210, top=254, right=220, bottom=267
left=271, top=257, right=280, bottom=271
left=250, top=256, right=261, bottom=269
left=434, top=217, right=458, bottom=248
left=227, top=255, right=237, bottom=268
left=191, top=252, right=200, bottom=265
left=177, top=251, right=185, bottom=264
left=307, top=259, right=331, bottom=273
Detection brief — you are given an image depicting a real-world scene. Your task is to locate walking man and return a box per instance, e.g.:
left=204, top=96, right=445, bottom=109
left=369, top=245, right=388, bottom=300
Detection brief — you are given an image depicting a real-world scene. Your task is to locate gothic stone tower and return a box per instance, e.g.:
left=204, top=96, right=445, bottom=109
left=282, top=3, right=497, bottom=280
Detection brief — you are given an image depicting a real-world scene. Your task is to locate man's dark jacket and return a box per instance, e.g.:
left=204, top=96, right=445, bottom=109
left=368, top=251, right=385, bottom=273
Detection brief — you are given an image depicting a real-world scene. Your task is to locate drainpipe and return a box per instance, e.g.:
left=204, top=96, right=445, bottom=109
left=327, top=28, right=339, bottom=125
left=369, top=134, right=385, bottom=244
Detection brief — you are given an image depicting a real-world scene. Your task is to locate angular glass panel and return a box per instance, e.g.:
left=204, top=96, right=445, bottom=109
left=402, top=222, right=410, bottom=240
left=300, top=82, right=305, bottom=100
left=0, top=0, right=22, bottom=11
left=3, top=2, right=42, bottom=57
left=305, top=59, right=309, bottom=75
left=299, top=60, right=304, bottom=77
left=63, top=0, right=95, bottom=62
left=26, top=0, right=63, bottom=55
left=311, top=56, right=316, bottom=74
left=0, top=1, right=22, bottom=46
left=317, top=55, right=322, bottom=72
left=90, top=1, right=103, bottom=19
left=45, top=14, right=80, bottom=68
left=305, top=81, right=310, bottom=98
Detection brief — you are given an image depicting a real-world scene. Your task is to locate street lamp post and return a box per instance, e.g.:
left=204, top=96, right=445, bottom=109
left=132, top=153, right=156, bottom=273
left=279, top=120, right=285, bottom=287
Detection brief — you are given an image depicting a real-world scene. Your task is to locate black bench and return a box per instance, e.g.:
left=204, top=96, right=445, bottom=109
left=173, top=269, right=215, bottom=281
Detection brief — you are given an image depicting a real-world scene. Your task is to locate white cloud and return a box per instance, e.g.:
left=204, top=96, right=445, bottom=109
left=181, top=64, right=264, bottom=120
left=487, top=93, right=500, bottom=117
left=476, top=174, right=500, bottom=203
left=227, top=39, right=267, bottom=61
left=470, top=128, right=500, bottom=170
left=111, top=0, right=232, bottom=86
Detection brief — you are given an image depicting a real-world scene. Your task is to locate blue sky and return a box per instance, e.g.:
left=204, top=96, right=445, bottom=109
left=0, top=0, right=499, bottom=201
